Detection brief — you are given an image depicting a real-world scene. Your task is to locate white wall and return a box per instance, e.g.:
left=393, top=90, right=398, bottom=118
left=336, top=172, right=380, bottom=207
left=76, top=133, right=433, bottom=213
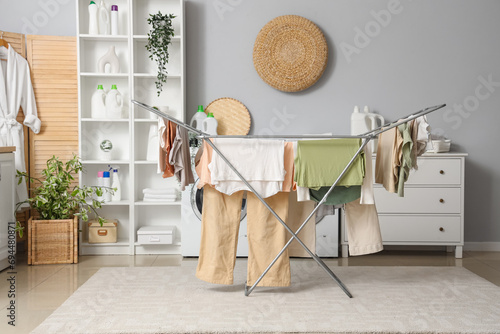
left=1, top=0, right=499, bottom=243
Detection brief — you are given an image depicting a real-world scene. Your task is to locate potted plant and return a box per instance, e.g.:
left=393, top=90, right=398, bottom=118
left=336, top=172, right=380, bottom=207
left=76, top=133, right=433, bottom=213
left=146, top=11, right=176, bottom=96
left=15, top=154, right=112, bottom=265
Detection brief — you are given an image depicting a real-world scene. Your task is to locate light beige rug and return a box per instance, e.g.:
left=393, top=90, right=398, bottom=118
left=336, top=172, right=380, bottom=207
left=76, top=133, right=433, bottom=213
left=31, top=260, right=500, bottom=334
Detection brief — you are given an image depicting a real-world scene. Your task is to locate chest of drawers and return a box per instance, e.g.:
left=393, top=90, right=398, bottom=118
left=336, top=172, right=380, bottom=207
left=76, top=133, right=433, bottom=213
left=341, top=153, right=467, bottom=258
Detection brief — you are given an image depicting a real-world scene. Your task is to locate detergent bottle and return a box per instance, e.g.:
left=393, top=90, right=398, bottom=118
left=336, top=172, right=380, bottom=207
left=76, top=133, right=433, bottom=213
left=190, top=105, right=207, bottom=131
left=91, top=84, right=107, bottom=118
left=105, top=84, right=123, bottom=118
left=109, top=165, right=121, bottom=202
left=363, top=106, right=385, bottom=153
left=202, top=113, right=218, bottom=135
left=98, top=0, right=110, bottom=35
left=350, top=105, right=371, bottom=135
left=88, top=1, right=99, bottom=35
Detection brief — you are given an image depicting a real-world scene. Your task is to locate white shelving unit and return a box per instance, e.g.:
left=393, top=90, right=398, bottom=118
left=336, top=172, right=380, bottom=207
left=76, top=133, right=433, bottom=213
left=76, top=0, right=185, bottom=255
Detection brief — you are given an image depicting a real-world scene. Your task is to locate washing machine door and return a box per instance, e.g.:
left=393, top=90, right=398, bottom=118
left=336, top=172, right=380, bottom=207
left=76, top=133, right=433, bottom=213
left=190, top=179, right=247, bottom=221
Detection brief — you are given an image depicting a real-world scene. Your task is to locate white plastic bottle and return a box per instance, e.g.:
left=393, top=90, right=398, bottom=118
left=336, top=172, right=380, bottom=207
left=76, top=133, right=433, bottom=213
left=88, top=1, right=99, bottom=35
left=98, top=0, right=110, bottom=35
left=190, top=105, right=207, bottom=131
left=350, top=105, right=370, bottom=135
left=96, top=171, right=104, bottom=202
left=111, top=5, right=119, bottom=35
left=202, top=113, right=218, bottom=135
left=110, top=167, right=121, bottom=202
left=102, top=171, right=112, bottom=202
left=91, top=84, right=107, bottom=118
left=105, top=84, right=123, bottom=119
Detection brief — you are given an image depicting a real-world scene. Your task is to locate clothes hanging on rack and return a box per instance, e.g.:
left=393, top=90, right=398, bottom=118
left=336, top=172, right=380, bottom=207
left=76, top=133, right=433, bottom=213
left=0, top=43, right=41, bottom=207
left=158, top=118, right=176, bottom=177
left=344, top=198, right=383, bottom=256
left=133, top=99, right=446, bottom=297
left=168, top=125, right=194, bottom=191
left=196, top=140, right=295, bottom=193
left=196, top=185, right=291, bottom=287
left=375, top=116, right=430, bottom=196
left=195, top=140, right=315, bottom=258
left=208, top=138, right=285, bottom=198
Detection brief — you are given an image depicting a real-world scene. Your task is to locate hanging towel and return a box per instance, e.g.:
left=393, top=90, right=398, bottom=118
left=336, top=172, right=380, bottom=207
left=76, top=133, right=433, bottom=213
left=294, top=138, right=365, bottom=189
left=360, top=139, right=375, bottom=205
left=208, top=138, right=285, bottom=198
left=168, top=125, right=194, bottom=191
left=375, top=127, right=403, bottom=193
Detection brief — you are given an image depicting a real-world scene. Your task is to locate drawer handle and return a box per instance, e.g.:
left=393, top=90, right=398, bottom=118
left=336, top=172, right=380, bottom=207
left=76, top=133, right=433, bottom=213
left=97, top=230, right=108, bottom=236
left=439, top=170, right=445, bottom=175
left=439, top=227, right=444, bottom=232
left=439, top=198, right=444, bottom=203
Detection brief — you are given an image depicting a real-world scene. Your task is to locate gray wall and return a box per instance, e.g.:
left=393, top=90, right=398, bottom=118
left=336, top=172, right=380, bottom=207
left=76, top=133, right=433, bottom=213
left=1, top=0, right=499, bottom=243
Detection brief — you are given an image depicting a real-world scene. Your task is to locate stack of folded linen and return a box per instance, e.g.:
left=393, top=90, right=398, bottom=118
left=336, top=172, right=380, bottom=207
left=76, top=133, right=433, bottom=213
left=143, top=188, right=179, bottom=202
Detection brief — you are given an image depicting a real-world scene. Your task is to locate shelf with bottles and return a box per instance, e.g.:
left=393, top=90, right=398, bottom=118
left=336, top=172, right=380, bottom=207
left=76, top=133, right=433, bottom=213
left=131, top=0, right=182, bottom=37
left=80, top=122, right=130, bottom=161
left=80, top=163, right=130, bottom=202
left=133, top=38, right=181, bottom=76
left=80, top=77, right=129, bottom=119
left=77, top=0, right=129, bottom=37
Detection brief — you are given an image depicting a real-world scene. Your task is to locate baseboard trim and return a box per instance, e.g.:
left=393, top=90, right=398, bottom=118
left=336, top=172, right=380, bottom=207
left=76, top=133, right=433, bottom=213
left=464, top=242, right=500, bottom=252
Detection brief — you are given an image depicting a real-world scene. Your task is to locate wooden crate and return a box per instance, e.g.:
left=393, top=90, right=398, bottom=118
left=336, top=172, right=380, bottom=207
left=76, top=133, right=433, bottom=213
left=28, top=216, right=78, bottom=265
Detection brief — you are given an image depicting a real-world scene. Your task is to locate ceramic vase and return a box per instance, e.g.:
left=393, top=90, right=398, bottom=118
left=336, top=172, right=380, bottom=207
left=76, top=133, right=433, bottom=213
left=98, top=46, right=120, bottom=73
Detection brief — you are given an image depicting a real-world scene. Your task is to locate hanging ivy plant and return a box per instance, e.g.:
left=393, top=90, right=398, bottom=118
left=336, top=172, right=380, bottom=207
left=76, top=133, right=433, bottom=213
left=146, top=11, right=176, bottom=96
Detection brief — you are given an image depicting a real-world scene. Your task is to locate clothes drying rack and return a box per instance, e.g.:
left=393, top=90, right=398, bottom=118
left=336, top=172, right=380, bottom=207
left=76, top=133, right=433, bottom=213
left=132, top=100, right=446, bottom=298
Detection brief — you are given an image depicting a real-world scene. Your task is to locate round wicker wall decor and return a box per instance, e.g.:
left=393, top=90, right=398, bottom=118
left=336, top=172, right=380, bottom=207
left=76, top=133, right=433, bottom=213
left=205, top=98, right=251, bottom=135
left=253, top=15, right=328, bottom=92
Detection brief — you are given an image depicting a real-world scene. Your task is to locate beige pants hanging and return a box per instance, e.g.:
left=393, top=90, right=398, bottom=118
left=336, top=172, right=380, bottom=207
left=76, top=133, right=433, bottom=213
left=196, top=185, right=291, bottom=287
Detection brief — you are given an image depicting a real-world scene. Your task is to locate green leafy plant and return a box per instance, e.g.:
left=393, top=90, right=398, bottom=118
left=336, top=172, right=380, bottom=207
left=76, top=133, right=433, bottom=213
left=15, top=155, right=112, bottom=237
left=146, top=11, right=176, bottom=97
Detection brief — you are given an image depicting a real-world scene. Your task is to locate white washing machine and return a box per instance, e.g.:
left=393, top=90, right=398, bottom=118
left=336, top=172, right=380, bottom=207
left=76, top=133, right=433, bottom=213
left=315, top=210, right=339, bottom=257
left=181, top=177, right=249, bottom=257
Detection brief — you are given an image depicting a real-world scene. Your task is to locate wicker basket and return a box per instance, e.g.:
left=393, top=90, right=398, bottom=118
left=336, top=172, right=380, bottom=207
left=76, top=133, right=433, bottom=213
left=28, top=216, right=78, bottom=265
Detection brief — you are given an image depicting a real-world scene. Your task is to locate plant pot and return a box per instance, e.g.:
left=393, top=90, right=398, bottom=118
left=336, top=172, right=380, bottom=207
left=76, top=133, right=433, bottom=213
left=28, top=216, right=78, bottom=265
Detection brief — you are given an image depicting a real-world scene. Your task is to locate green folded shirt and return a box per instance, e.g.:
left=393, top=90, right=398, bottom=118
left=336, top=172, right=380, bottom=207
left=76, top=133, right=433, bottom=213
left=309, top=186, right=361, bottom=205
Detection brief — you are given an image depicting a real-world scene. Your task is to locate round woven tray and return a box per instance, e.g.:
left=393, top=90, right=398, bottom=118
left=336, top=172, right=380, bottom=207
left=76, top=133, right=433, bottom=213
left=253, top=15, right=328, bottom=92
left=205, top=98, right=251, bottom=135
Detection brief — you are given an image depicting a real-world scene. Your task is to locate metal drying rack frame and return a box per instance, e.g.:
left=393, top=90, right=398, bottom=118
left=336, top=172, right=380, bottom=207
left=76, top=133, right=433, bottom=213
left=132, top=100, right=446, bottom=298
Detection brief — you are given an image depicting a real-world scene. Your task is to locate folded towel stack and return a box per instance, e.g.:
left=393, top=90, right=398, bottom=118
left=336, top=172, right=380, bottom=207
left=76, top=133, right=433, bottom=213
left=143, top=188, right=179, bottom=202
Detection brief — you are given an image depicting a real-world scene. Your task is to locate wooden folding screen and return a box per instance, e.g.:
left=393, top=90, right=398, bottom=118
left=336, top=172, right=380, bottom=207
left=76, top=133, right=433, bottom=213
left=26, top=35, right=78, bottom=186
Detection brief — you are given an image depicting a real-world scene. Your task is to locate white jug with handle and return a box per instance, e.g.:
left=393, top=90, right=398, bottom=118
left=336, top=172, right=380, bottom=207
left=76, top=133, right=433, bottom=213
left=105, top=84, right=123, bottom=119
left=363, top=106, right=384, bottom=153
left=190, top=105, right=207, bottom=131
left=202, top=113, right=218, bottom=135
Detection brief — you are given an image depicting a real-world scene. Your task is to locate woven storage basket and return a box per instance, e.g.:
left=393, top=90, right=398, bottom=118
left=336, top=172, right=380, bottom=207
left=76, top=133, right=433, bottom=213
left=28, top=216, right=78, bottom=265
left=253, top=15, right=328, bottom=92
left=205, top=97, right=251, bottom=135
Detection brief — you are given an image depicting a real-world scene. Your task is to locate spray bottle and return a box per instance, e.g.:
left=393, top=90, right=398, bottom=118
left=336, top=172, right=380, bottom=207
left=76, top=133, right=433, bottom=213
left=109, top=165, right=121, bottom=202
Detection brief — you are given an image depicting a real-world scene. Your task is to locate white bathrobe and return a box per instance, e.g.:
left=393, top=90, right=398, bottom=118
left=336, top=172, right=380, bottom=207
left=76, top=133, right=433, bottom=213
left=0, top=44, right=41, bottom=207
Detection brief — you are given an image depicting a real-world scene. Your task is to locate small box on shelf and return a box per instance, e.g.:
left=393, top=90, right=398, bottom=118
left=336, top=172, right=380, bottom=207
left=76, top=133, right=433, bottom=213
left=137, top=226, right=175, bottom=245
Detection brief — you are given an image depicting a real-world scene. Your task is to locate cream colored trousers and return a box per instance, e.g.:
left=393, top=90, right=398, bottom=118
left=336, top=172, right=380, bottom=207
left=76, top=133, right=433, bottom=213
left=196, top=185, right=291, bottom=287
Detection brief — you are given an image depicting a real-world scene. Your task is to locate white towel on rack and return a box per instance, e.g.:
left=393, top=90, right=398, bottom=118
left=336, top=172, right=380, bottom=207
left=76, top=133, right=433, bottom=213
left=143, top=193, right=178, bottom=200
left=360, top=142, right=375, bottom=204
left=208, top=138, right=285, bottom=198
